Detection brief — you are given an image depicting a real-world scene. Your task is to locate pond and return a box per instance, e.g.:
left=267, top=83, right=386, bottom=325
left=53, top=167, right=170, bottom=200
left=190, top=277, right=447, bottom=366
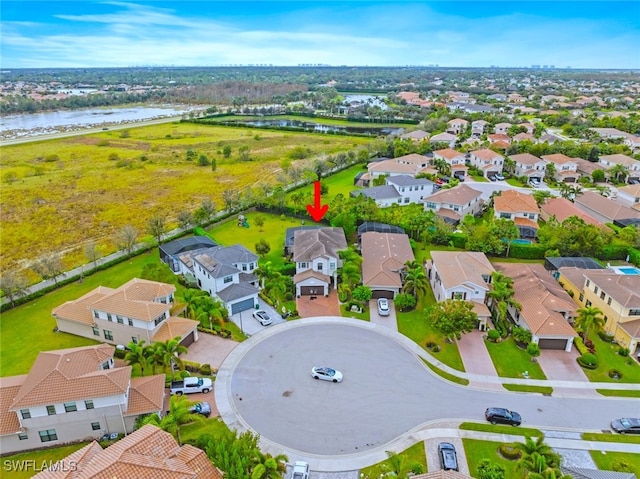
left=223, top=119, right=403, bottom=136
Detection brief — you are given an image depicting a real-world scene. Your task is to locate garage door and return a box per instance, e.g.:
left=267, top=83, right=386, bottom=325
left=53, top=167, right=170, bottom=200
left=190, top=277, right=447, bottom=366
left=538, top=338, right=567, bottom=350
left=231, top=298, right=255, bottom=315
left=300, top=286, right=323, bottom=296
left=372, top=290, right=395, bottom=299
left=180, top=331, right=195, bottom=347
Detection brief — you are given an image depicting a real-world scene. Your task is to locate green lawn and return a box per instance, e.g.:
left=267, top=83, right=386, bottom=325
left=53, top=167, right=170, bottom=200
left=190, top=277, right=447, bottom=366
left=463, top=439, right=520, bottom=479
left=340, top=302, right=370, bottom=321
left=503, top=384, right=553, bottom=395
left=360, top=441, right=427, bottom=476
left=597, top=389, right=640, bottom=398
left=590, top=451, right=640, bottom=477
left=0, top=253, right=162, bottom=377
left=582, top=432, right=640, bottom=445
left=397, top=294, right=465, bottom=372
left=581, top=332, right=640, bottom=383
left=484, top=337, right=547, bottom=380
left=424, top=360, right=470, bottom=386
left=460, top=422, right=543, bottom=438
left=180, top=416, right=231, bottom=445
left=1, top=442, right=91, bottom=479
left=286, top=163, right=366, bottom=204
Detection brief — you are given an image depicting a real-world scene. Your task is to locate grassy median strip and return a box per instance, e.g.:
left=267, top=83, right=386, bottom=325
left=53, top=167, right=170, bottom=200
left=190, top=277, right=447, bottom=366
left=423, top=360, right=469, bottom=386
left=596, top=389, right=640, bottom=398
left=502, top=384, right=553, bottom=395
left=460, top=422, right=543, bottom=438
left=582, top=432, right=640, bottom=444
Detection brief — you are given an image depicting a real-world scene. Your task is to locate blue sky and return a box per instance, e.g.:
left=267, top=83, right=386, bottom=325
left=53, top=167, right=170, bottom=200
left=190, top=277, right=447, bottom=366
left=1, top=1, right=639, bottom=69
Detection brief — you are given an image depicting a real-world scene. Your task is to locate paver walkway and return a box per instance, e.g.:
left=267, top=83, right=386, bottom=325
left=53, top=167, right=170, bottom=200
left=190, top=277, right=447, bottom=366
left=296, top=289, right=341, bottom=318
left=457, top=330, right=503, bottom=391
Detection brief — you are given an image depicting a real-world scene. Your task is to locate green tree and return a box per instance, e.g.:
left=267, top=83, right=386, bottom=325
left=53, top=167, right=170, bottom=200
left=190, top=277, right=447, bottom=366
left=198, top=154, right=210, bottom=166
left=255, top=238, right=271, bottom=257
left=352, top=285, right=373, bottom=306
left=493, top=218, right=520, bottom=257
left=608, top=163, right=628, bottom=183
left=177, top=210, right=194, bottom=230
left=424, top=299, right=478, bottom=342
left=515, top=436, right=562, bottom=478
left=211, top=157, right=217, bottom=171
left=512, top=326, right=533, bottom=345
left=153, top=337, right=188, bottom=375
left=147, top=214, right=167, bottom=245
left=254, top=216, right=265, bottom=232
left=527, top=342, right=541, bottom=362
left=532, top=190, right=554, bottom=207
left=487, top=271, right=522, bottom=327
left=114, top=224, right=139, bottom=256
left=142, top=394, right=203, bottom=445
left=222, top=145, right=232, bottom=158
left=0, top=271, right=29, bottom=307
left=384, top=450, right=423, bottom=479
left=251, top=452, right=289, bottom=479
left=125, top=340, right=153, bottom=376
left=574, top=305, right=605, bottom=339
left=394, top=293, right=417, bottom=312
left=477, top=458, right=506, bottom=479
left=185, top=149, right=197, bottom=162
left=202, top=429, right=260, bottom=479
left=402, top=260, right=428, bottom=298
left=31, top=253, right=65, bottom=286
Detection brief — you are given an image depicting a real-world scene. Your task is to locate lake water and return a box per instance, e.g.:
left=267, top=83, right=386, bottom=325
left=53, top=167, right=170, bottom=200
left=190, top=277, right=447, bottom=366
left=227, top=119, right=403, bottom=136
left=0, top=105, right=200, bottom=140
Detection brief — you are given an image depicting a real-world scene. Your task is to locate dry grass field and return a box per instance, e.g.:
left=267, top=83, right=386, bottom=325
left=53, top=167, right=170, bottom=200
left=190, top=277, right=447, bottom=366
left=0, top=122, right=373, bottom=276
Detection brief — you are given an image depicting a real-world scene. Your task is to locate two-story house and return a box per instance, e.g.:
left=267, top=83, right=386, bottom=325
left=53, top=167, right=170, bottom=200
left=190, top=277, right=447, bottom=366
left=495, top=263, right=577, bottom=351
left=468, top=148, right=504, bottom=179
left=471, top=120, right=488, bottom=138
left=361, top=232, right=414, bottom=299
left=0, top=344, right=165, bottom=455
left=494, top=122, right=512, bottom=134
left=446, top=118, right=468, bottom=135
left=53, top=278, right=199, bottom=347
left=367, top=154, right=431, bottom=180
left=493, top=190, right=540, bottom=238
left=351, top=175, right=436, bottom=207
left=509, top=153, right=547, bottom=182
left=559, top=267, right=640, bottom=354
left=598, top=154, right=640, bottom=184
left=292, top=227, right=347, bottom=297
left=616, top=184, right=640, bottom=209
left=425, top=251, right=494, bottom=330
left=541, top=153, right=580, bottom=183
left=432, top=148, right=468, bottom=177
left=423, top=184, right=483, bottom=225
left=189, top=245, right=260, bottom=315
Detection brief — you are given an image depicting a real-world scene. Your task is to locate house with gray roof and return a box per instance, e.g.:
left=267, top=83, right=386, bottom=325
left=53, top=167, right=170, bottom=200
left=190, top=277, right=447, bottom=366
left=574, top=191, right=640, bottom=227
left=351, top=175, right=436, bottom=207
left=292, top=228, right=347, bottom=296
left=423, top=184, right=484, bottom=225
left=186, top=245, right=260, bottom=315
left=159, top=236, right=217, bottom=272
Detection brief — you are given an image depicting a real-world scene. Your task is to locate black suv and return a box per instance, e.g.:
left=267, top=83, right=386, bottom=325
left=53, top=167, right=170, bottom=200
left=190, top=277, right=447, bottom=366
left=485, top=407, right=522, bottom=426
left=438, top=442, right=459, bottom=471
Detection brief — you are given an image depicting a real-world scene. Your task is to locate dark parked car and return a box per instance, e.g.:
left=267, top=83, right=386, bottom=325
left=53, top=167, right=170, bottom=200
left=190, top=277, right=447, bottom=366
left=611, top=418, right=640, bottom=434
left=488, top=174, right=497, bottom=182
left=189, top=401, right=212, bottom=417
left=438, top=442, right=459, bottom=471
left=485, top=407, right=522, bottom=426
left=454, top=173, right=465, bottom=182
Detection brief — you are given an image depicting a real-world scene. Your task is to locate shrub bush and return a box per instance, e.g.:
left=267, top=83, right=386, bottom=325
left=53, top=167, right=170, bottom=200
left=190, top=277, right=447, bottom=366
left=598, top=330, right=615, bottom=342
left=509, top=243, right=547, bottom=259
left=618, top=347, right=630, bottom=357
left=200, top=364, right=212, bottom=376
left=183, top=360, right=202, bottom=373
left=487, top=329, right=501, bottom=342
left=608, top=369, right=623, bottom=380
left=113, top=348, right=127, bottom=360
left=498, top=443, right=522, bottom=460
left=612, top=459, right=633, bottom=473
left=577, top=353, right=598, bottom=369
left=574, top=336, right=589, bottom=356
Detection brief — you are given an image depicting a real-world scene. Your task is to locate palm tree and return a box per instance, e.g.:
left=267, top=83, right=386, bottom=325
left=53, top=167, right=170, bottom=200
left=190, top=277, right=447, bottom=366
left=608, top=163, right=629, bottom=183
left=251, top=452, right=289, bottom=479
left=532, top=190, right=554, bottom=207
left=514, top=436, right=562, bottom=478
left=124, top=340, right=153, bottom=376
left=574, top=305, right=605, bottom=339
left=153, top=337, right=188, bottom=375
left=402, top=260, right=429, bottom=298
left=340, top=261, right=361, bottom=289
left=384, top=450, right=415, bottom=479
left=142, top=394, right=203, bottom=445
left=486, top=272, right=521, bottom=326
left=290, top=191, right=306, bottom=217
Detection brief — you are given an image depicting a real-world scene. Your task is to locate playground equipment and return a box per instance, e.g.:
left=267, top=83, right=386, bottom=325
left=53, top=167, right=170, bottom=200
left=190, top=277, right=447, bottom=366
left=237, top=214, right=250, bottom=228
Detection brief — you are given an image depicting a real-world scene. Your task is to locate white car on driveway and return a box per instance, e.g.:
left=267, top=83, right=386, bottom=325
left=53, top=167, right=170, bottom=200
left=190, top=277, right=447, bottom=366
left=252, top=310, right=273, bottom=326
left=377, top=298, right=390, bottom=316
left=311, top=366, right=343, bottom=383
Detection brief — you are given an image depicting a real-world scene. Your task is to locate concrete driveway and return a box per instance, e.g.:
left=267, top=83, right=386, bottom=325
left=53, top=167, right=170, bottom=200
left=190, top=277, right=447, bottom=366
left=296, top=289, right=340, bottom=318
left=369, top=298, right=397, bottom=331
left=229, top=297, right=286, bottom=336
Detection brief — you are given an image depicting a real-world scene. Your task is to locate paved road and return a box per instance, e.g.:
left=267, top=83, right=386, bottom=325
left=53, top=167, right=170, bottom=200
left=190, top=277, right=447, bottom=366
left=216, top=318, right=640, bottom=470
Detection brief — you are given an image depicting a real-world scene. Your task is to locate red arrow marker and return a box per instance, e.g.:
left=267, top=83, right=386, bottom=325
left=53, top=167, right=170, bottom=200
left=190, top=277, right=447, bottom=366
left=306, top=181, right=329, bottom=222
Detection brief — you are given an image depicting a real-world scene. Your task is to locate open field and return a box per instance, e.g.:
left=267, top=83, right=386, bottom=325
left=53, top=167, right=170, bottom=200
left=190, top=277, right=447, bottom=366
left=0, top=122, right=374, bottom=276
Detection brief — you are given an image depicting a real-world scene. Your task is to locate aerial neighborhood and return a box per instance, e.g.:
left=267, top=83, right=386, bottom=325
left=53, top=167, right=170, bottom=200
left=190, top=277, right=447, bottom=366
left=1, top=65, right=640, bottom=479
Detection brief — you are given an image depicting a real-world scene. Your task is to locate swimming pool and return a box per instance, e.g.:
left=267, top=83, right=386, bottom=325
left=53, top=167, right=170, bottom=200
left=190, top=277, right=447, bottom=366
left=510, top=239, right=532, bottom=245
left=617, top=267, right=640, bottom=275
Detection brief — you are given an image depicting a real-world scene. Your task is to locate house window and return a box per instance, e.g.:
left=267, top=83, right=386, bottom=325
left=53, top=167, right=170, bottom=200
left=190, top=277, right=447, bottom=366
left=528, top=214, right=536, bottom=219
left=18, top=433, right=28, bottom=440
left=242, top=264, right=247, bottom=271
left=500, top=213, right=512, bottom=219
left=132, top=337, right=138, bottom=344
left=107, top=314, right=113, bottom=322
left=104, top=330, right=113, bottom=341
left=250, top=262, right=255, bottom=270
left=404, top=197, right=410, bottom=204
left=586, top=279, right=590, bottom=287
left=154, top=316, right=165, bottom=326
left=85, top=400, right=94, bottom=410
left=20, top=409, right=31, bottom=419
left=594, top=286, right=599, bottom=294
left=317, top=263, right=323, bottom=271
left=128, top=319, right=133, bottom=326
left=116, top=316, right=124, bottom=324
left=452, top=292, right=465, bottom=300
left=579, top=293, right=584, bottom=302
left=600, top=291, right=605, bottom=300
left=39, top=429, right=58, bottom=443
left=585, top=300, right=592, bottom=307
left=426, top=202, right=437, bottom=209
left=330, top=262, right=336, bottom=270
left=93, top=311, right=99, bottom=318
left=64, top=402, right=77, bottom=413
left=299, top=262, right=307, bottom=269
left=102, top=360, right=111, bottom=370
left=607, top=297, right=612, bottom=306
left=223, top=276, right=233, bottom=284
left=92, top=326, right=100, bottom=336
left=629, top=309, right=640, bottom=316
left=46, top=405, right=56, bottom=416
left=91, top=422, right=101, bottom=431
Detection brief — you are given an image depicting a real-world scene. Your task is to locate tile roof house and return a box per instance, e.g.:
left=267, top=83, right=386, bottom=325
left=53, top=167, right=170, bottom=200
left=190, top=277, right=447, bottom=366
left=0, top=344, right=165, bottom=455
left=541, top=153, right=580, bottom=183
left=423, top=184, right=484, bottom=225
left=590, top=128, right=634, bottom=140
left=573, top=157, right=606, bottom=180
left=425, top=251, right=494, bottom=330
left=33, top=424, right=221, bottom=479
left=623, top=135, right=640, bottom=153
left=493, top=190, right=540, bottom=238
left=432, top=148, right=468, bottom=177
left=616, top=184, right=640, bottom=209
left=53, top=278, right=199, bottom=347
left=540, top=197, right=601, bottom=226
left=292, top=227, right=347, bottom=296
left=494, top=122, right=512, bottom=134
left=400, top=129, right=430, bottom=142
left=468, top=148, right=504, bottom=178
left=495, top=263, right=578, bottom=351
left=487, top=133, right=512, bottom=145
left=183, top=244, right=260, bottom=316
left=351, top=175, right=436, bottom=207
left=471, top=119, right=488, bottom=137
left=367, top=154, right=431, bottom=179
left=361, top=232, right=414, bottom=299
left=598, top=154, right=640, bottom=183
left=429, top=132, right=458, bottom=148
left=574, top=191, right=640, bottom=227
left=509, top=153, right=547, bottom=181
left=446, top=118, right=468, bottom=135
left=512, top=132, right=535, bottom=142
left=558, top=267, right=640, bottom=353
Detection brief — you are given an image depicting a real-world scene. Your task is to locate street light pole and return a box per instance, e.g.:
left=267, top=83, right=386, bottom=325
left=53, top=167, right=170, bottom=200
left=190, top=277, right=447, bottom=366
left=239, top=310, right=244, bottom=334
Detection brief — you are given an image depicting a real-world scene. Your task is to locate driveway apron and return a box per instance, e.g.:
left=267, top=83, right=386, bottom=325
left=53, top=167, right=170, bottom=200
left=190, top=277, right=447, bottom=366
left=296, top=289, right=341, bottom=318
left=537, top=349, right=600, bottom=398
left=457, top=330, right=504, bottom=391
